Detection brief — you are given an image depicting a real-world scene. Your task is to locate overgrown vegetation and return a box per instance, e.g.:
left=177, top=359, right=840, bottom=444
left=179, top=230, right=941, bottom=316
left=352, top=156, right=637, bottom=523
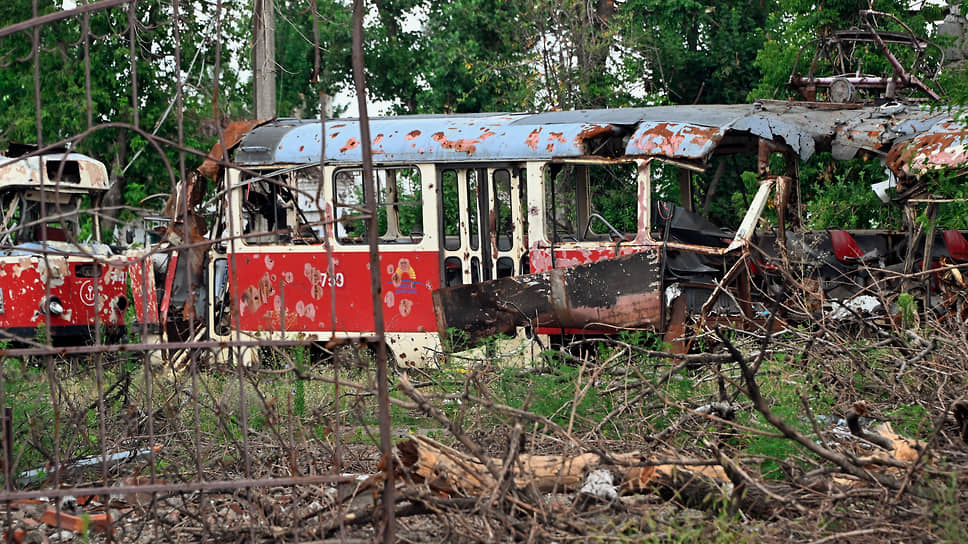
left=3, top=289, right=966, bottom=541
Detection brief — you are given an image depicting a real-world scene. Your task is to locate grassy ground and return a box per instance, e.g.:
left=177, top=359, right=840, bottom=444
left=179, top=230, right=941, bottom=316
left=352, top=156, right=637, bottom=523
left=0, top=312, right=966, bottom=542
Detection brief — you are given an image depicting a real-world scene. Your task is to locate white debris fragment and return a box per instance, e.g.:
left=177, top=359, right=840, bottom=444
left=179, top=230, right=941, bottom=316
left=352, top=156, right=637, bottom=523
left=50, top=530, right=75, bottom=542
left=580, top=469, right=617, bottom=501
left=58, top=495, right=77, bottom=511
left=665, top=283, right=682, bottom=306
left=828, top=295, right=882, bottom=319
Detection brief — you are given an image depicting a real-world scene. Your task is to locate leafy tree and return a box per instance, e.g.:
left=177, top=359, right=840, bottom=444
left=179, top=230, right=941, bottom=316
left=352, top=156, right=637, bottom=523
left=413, top=0, right=533, bottom=113
left=0, top=0, right=250, bottom=232
left=275, top=0, right=352, bottom=118
left=623, top=0, right=775, bottom=105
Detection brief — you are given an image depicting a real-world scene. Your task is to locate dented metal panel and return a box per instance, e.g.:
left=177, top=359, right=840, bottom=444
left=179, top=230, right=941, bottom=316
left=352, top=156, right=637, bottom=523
left=626, top=122, right=727, bottom=161
left=233, top=103, right=956, bottom=171
left=433, top=250, right=661, bottom=347
left=887, top=117, right=968, bottom=176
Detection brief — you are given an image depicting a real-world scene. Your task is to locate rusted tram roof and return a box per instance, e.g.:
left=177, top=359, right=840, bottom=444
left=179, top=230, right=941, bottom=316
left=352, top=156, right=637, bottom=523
left=887, top=116, right=968, bottom=176
left=0, top=152, right=110, bottom=191
left=232, top=103, right=956, bottom=169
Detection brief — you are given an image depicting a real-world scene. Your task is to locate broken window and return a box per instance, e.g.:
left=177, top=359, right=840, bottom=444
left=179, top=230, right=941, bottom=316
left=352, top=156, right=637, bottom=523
left=468, top=170, right=480, bottom=251
left=0, top=191, right=87, bottom=245
left=334, top=166, right=423, bottom=244
left=240, top=177, right=292, bottom=245
left=45, top=160, right=81, bottom=184
left=289, top=166, right=326, bottom=243
left=544, top=162, right=637, bottom=242
left=493, top=169, right=513, bottom=251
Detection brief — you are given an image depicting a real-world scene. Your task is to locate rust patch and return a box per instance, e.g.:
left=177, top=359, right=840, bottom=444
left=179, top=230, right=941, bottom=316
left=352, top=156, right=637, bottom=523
left=888, top=123, right=968, bottom=176
left=431, top=132, right=479, bottom=154
left=406, top=130, right=421, bottom=140
left=340, top=138, right=360, bottom=153
left=198, top=120, right=263, bottom=180
left=577, top=124, right=612, bottom=140
left=629, top=123, right=721, bottom=158
left=526, top=128, right=542, bottom=151
left=373, top=133, right=384, bottom=145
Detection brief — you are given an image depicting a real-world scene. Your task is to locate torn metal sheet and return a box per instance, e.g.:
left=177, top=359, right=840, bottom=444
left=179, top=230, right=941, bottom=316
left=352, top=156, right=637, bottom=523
left=198, top=120, right=265, bottom=180
left=433, top=250, right=661, bottom=347
left=887, top=117, right=968, bottom=177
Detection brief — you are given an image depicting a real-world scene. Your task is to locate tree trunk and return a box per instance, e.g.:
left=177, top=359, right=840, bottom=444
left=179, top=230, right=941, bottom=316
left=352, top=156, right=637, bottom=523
left=100, top=131, right=128, bottom=240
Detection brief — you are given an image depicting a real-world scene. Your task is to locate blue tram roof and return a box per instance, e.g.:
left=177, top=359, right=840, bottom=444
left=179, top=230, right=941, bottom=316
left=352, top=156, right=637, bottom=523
left=232, top=103, right=952, bottom=167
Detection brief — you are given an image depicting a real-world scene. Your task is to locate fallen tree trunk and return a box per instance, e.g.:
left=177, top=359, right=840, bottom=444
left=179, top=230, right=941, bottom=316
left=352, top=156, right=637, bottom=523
left=393, top=435, right=730, bottom=498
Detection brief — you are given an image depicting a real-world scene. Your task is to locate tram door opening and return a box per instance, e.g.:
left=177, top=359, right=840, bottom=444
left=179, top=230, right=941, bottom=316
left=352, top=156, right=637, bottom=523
left=439, top=166, right=527, bottom=288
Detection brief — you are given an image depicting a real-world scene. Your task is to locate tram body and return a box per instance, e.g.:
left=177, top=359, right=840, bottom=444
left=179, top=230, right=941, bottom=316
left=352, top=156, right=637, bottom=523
left=148, top=103, right=967, bottom=365
left=0, top=147, right=128, bottom=344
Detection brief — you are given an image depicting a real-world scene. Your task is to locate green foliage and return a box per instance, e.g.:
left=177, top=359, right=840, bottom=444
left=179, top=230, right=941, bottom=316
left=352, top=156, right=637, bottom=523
left=491, top=361, right=609, bottom=427
left=0, top=0, right=250, bottom=236
left=928, top=474, right=968, bottom=543
left=800, top=154, right=901, bottom=230
left=413, top=0, right=534, bottom=112
left=898, top=293, right=917, bottom=329
left=625, top=0, right=775, bottom=105
left=275, top=0, right=352, bottom=118
left=887, top=404, right=930, bottom=438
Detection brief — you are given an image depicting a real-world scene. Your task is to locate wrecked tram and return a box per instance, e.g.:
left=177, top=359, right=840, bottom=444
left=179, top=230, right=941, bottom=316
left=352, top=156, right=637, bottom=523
left=0, top=146, right=127, bottom=345
left=150, top=102, right=967, bottom=365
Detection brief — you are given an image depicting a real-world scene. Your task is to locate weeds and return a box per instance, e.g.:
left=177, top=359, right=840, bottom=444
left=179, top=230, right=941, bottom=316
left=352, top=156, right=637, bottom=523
left=1, top=300, right=966, bottom=542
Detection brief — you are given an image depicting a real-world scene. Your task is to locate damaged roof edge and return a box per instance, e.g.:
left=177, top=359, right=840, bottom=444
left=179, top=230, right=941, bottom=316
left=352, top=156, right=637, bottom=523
left=230, top=103, right=965, bottom=173
left=887, top=117, right=968, bottom=177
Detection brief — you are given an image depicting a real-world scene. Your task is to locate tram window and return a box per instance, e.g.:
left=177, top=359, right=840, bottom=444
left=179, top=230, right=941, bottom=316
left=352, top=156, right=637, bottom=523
left=334, top=166, right=423, bottom=244
left=14, top=193, right=84, bottom=244
left=45, top=160, right=81, bottom=183
left=468, top=170, right=480, bottom=251
left=444, top=256, right=462, bottom=286
left=441, top=170, right=460, bottom=250
left=471, top=256, right=480, bottom=283
left=290, top=166, right=326, bottom=243
left=497, top=256, right=514, bottom=278
left=241, top=178, right=291, bottom=245
left=588, top=163, right=636, bottom=239
left=493, top=169, right=512, bottom=251
left=544, top=162, right=637, bottom=242
left=545, top=165, right=579, bottom=241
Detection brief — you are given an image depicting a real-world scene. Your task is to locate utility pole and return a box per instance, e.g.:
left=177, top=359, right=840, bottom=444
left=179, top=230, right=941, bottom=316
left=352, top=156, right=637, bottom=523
left=253, top=0, right=276, bottom=119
